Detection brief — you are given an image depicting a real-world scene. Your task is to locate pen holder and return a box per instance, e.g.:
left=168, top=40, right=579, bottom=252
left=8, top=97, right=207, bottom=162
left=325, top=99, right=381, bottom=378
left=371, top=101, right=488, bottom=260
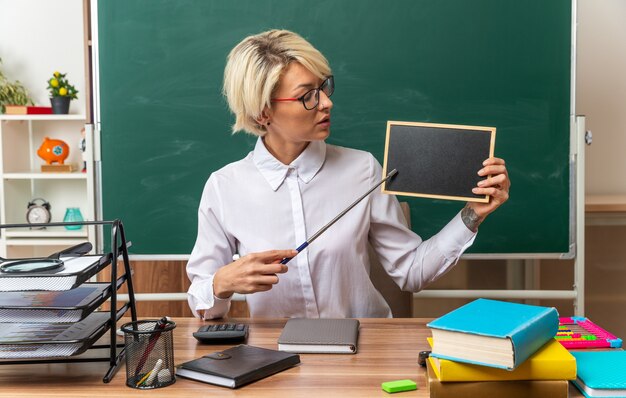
left=121, top=319, right=176, bottom=389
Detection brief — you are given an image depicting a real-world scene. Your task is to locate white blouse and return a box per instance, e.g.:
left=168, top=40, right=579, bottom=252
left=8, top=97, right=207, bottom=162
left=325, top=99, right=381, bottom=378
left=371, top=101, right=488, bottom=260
left=187, top=138, right=476, bottom=319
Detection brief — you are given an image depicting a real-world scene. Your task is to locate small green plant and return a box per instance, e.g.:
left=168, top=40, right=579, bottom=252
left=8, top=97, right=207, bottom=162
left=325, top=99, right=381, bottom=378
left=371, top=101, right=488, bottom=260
left=0, top=58, right=34, bottom=113
left=47, top=71, right=78, bottom=99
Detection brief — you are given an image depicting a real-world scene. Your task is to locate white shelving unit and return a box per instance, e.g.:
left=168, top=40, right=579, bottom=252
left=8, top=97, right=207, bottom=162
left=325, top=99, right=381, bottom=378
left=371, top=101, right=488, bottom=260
left=0, top=114, right=96, bottom=257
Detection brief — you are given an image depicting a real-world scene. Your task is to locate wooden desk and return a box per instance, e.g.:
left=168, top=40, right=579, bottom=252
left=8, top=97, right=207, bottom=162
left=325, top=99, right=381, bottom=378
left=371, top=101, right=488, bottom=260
left=0, top=318, right=582, bottom=397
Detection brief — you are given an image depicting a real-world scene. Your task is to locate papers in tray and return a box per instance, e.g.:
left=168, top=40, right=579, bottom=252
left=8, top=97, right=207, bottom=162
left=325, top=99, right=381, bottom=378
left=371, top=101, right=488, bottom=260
left=0, top=283, right=112, bottom=322
left=0, top=312, right=110, bottom=359
left=0, top=255, right=109, bottom=292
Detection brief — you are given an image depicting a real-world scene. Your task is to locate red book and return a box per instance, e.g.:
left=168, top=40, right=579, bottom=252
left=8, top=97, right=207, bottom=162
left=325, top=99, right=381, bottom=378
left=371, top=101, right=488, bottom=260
left=4, top=105, right=53, bottom=115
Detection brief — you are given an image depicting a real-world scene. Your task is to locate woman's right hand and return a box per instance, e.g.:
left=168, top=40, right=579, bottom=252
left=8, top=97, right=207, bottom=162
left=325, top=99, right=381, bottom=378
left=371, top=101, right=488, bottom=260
left=212, top=249, right=297, bottom=299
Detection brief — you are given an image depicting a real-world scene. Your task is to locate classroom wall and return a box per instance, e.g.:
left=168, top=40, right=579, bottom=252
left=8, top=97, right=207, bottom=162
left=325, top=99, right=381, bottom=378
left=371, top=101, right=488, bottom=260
left=578, top=0, right=626, bottom=194
left=3, top=1, right=626, bottom=331
left=574, top=0, right=626, bottom=337
left=0, top=0, right=86, bottom=115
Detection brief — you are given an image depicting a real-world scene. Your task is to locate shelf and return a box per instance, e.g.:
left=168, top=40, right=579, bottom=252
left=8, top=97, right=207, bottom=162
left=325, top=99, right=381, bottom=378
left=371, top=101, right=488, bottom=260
left=3, top=172, right=87, bottom=180
left=0, top=115, right=86, bottom=121
left=586, top=195, right=626, bottom=213
left=4, top=238, right=89, bottom=247
left=0, top=114, right=95, bottom=259
left=4, top=227, right=88, bottom=239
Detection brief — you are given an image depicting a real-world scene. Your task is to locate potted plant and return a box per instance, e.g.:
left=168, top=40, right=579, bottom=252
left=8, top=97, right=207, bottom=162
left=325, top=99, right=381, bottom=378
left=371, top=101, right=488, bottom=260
left=47, top=71, right=78, bottom=114
left=0, top=58, right=34, bottom=113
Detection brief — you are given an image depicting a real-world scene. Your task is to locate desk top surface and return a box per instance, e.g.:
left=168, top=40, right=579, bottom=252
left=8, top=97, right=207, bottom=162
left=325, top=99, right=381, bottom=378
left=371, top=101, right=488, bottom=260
left=0, top=317, right=582, bottom=397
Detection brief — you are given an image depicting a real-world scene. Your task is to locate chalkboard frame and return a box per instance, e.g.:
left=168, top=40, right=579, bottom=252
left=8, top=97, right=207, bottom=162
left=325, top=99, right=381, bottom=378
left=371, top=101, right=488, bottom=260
left=382, top=121, right=496, bottom=203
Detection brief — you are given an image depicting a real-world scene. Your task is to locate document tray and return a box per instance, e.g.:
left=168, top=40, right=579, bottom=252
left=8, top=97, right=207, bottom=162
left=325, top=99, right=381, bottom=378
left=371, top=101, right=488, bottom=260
left=0, top=312, right=113, bottom=359
left=0, top=283, right=116, bottom=323
left=0, top=254, right=111, bottom=292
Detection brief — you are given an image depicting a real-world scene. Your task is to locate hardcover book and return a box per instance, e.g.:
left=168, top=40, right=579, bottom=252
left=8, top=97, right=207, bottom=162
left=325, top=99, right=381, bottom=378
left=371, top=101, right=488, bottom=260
left=427, top=298, right=559, bottom=370
left=571, top=350, right=626, bottom=398
left=427, top=337, right=575, bottom=381
left=4, top=105, right=53, bottom=115
left=278, top=318, right=359, bottom=354
left=426, top=357, right=568, bottom=398
left=175, top=345, right=300, bottom=388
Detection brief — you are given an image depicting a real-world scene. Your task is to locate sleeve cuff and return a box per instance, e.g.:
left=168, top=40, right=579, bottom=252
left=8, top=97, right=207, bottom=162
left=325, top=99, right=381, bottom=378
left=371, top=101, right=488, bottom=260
left=187, top=275, right=231, bottom=319
left=212, top=293, right=231, bottom=304
left=436, top=211, right=477, bottom=261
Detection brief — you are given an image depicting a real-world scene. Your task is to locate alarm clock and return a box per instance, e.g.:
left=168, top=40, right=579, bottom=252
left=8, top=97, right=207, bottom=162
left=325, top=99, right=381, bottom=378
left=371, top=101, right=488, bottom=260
left=26, top=198, right=51, bottom=225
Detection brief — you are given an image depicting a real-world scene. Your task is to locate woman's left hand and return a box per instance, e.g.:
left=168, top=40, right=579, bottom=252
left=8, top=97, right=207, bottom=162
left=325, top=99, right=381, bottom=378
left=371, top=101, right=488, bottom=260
left=462, top=157, right=510, bottom=231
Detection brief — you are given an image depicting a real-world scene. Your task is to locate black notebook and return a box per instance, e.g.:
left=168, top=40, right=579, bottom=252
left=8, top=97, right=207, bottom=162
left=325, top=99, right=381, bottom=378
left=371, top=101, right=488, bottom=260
left=175, top=344, right=300, bottom=388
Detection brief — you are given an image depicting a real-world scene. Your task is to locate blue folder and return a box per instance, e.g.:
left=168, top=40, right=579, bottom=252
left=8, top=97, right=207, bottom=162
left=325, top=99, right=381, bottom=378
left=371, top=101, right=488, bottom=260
left=572, top=350, right=626, bottom=398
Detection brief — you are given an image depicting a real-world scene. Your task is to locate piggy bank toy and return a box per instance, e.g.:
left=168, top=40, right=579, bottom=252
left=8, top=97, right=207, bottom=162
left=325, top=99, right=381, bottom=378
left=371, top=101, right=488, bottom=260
left=37, top=137, right=70, bottom=165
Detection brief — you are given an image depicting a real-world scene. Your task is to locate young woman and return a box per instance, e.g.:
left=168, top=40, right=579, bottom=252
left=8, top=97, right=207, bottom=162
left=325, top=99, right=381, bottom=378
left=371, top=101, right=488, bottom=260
left=187, top=30, right=510, bottom=319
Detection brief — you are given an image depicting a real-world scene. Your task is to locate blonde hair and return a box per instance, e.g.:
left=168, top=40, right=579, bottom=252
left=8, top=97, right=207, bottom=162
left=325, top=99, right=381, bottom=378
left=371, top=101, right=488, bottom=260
left=223, top=29, right=332, bottom=136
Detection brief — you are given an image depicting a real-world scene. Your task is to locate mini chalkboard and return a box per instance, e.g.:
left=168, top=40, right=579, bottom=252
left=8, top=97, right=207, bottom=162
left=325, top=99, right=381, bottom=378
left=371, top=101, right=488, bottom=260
left=382, top=121, right=496, bottom=203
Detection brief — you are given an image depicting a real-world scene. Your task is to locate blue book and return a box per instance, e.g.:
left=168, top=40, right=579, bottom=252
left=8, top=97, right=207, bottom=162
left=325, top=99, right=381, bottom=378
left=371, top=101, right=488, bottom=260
left=571, top=351, right=626, bottom=398
left=427, top=298, right=558, bottom=370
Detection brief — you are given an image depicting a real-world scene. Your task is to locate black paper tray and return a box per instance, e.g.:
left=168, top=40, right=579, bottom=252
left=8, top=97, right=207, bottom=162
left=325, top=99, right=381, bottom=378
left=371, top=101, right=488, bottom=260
left=0, top=275, right=125, bottom=323
left=0, top=254, right=112, bottom=292
left=0, top=311, right=119, bottom=359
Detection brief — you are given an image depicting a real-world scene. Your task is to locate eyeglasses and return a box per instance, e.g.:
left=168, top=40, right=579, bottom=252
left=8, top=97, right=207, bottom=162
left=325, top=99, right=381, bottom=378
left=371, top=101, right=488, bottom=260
left=271, top=75, right=334, bottom=110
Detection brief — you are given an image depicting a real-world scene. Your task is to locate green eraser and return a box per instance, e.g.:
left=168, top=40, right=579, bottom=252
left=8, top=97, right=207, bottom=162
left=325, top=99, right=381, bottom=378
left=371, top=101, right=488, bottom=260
left=381, top=379, right=417, bottom=393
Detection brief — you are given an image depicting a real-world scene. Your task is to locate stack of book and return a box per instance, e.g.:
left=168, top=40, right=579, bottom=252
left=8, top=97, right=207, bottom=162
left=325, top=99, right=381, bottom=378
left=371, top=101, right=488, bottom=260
left=4, top=105, right=52, bottom=115
left=426, top=298, right=576, bottom=397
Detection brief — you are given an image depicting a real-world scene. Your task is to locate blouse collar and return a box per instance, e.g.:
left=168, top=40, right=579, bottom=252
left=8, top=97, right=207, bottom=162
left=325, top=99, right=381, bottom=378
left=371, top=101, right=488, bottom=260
left=252, top=137, right=326, bottom=191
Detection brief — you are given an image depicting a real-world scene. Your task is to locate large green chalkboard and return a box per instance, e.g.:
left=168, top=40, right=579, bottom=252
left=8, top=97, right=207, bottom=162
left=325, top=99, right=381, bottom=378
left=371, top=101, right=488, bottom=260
left=97, top=0, right=572, bottom=255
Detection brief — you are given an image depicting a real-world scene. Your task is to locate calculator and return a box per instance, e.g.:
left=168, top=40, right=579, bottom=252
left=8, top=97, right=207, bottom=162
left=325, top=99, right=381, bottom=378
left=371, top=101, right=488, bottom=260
left=192, top=323, right=249, bottom=344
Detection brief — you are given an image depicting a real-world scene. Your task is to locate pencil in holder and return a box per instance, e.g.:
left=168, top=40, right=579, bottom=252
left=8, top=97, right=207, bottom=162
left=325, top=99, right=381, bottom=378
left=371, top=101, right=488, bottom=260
left=121, top=318, right=176, bottom=389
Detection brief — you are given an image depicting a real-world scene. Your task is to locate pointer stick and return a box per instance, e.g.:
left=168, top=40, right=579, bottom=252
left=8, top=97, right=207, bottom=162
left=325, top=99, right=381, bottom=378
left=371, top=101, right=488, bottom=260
left=280, top=169, right=398, bottom=265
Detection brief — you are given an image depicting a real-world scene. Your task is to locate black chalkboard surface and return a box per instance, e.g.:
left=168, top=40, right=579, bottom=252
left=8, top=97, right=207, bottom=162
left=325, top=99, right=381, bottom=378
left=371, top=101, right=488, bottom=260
left=382, top=122, right=495, bottom=203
